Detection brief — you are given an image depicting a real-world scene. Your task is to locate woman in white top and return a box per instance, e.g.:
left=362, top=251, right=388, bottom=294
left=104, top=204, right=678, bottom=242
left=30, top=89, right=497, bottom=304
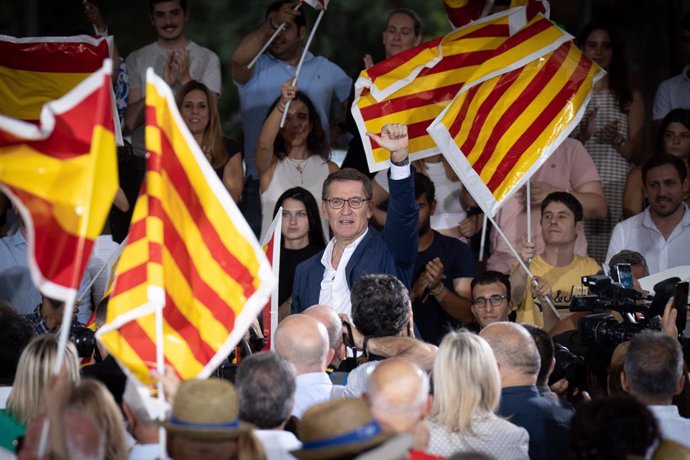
left=257, top=80, right=338, bottom=241
left=425, top=329, right=530, bottom=459
left=372, top=155, right=468, bottom=239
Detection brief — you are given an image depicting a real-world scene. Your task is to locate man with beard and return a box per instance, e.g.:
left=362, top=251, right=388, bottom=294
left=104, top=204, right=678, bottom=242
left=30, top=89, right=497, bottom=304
left=606, top=154, right=690, bottom=274
left=124, top=0, right=221, bottom=156
left=409, top=173, right=476, bottom=345
left=232, top=0, right=351, bottom=235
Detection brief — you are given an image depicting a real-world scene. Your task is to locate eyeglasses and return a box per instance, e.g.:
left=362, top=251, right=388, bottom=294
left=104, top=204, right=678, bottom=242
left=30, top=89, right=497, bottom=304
left=472, top=295, right=508, bottom=308
left=323, top=197, right=369, bottom=209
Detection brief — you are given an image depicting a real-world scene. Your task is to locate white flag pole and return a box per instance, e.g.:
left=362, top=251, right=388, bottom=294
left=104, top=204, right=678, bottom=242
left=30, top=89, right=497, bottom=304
left=478, top=213, right=488, bottom=262
left=247, top=3, right=303, bottom=69
left=156, top=302, right=167, bottom=459
left=485, top=212, right=560, bottom=321
left=280, top=8, right=326, bottom=128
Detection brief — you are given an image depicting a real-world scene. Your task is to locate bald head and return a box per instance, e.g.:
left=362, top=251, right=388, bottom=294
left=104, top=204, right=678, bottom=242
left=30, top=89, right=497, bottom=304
left=365, top=358, right=430, bottom=432
left=275, top=314, right=331, bottom=374
left=480, top=322, right=540, bottom=386
left=304, top=304, right=345, bottom=368
left=20, top=409, right=105, bottom=460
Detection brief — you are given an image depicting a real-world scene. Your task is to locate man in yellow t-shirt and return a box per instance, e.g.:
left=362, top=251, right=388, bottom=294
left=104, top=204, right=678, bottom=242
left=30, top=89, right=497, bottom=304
left=509, top=192, right=601, bottom=331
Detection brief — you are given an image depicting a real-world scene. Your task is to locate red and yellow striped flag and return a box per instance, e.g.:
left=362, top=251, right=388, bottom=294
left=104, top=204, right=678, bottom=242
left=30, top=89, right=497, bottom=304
left=353, top=9, right=571, bottom=172
left=97, top=69, right=275, bottom=386
left=0, top=60, right=117, bottom=301
left=260, top=209, right=282, bottom=351
left=443, top=0, right=549, bottom=28
left=0, top=35, right=111, bottom=121
left=428, top=40, right=604, bottom=217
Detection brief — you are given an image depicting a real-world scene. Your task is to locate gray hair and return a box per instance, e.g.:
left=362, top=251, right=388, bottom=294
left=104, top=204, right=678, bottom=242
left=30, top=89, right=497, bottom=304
left=624, top=331, right=683, bottom=400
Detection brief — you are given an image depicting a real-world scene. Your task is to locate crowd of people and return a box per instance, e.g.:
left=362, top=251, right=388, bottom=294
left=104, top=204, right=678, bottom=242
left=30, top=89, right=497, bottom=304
left=1, top=0, right=690, bottom=459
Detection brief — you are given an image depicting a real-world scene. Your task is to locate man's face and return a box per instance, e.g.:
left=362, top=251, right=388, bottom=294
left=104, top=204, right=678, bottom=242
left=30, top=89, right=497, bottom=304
left=541, top=201, right=580, bottom=247
left=268, top=17, right=305, bottom=61
left=322, top=180, right=372, bottom=244
left=382, top=13, right=421, bottom=58
left=150, top=0, right=188, bottom=42
left=416, top=194, right=435, bottom=236
left=645, top=164, right=687, bottom=218
left=471, top=281, right=512, bottom=329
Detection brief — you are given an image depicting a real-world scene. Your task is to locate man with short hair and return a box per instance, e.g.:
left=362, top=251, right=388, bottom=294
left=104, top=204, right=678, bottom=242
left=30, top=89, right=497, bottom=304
left=339, top=274, right=437, bottom=399
left=274, top=314, right=335, bottom=418
left=509, top=192, right=601, bottom=331
left=470, top=271, right=514, bottom=330
left=622, top=330, right=690, bottom=449
left=606, top=154, right=690, bottom=274
left=364, top=358, right=431, bottom=435
left=410, top=173, right=476, bottom=345
left=122, top=378, right=164, bottom=459
left=124, top=0, right=221, bottom=156
left=481, top=322, right=572, bottom=460
left=292, top=124, right=418, bottom=315
left=235, top=352, right=301, bottom=459
left=232, top=0, right=352, bottom=235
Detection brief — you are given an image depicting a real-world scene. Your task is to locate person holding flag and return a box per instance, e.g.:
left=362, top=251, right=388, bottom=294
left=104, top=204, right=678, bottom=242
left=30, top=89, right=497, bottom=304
left=232, top=0, right=351, bottom=236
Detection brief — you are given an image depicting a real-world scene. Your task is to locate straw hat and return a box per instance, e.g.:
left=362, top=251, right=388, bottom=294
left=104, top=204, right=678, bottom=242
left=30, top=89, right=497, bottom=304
left=291, top=399, right=392, bottom=460
left=162, top=378, right=251, bottom=440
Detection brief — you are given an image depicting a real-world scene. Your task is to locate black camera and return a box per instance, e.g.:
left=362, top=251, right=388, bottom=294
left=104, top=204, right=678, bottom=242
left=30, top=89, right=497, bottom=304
left=70, top=327, right=98, bottom=359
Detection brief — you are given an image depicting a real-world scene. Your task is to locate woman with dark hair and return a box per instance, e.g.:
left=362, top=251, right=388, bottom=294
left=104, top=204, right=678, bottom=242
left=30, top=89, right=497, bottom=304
left=623, top=108, right=690, bottom=218
left=176, top=80, right=244, bottom=203
left=273, top=187, right=326, bottom=319
left=573, top=21, right=645, bottom=262
left=257, top=80, right=338, bottom=241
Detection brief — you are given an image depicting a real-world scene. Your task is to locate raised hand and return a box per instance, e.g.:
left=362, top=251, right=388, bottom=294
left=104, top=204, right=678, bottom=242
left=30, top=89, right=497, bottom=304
left=366, top=123, right=409, bottom=163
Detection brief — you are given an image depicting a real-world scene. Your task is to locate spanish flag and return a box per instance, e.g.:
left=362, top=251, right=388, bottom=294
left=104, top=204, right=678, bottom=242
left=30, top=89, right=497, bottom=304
left=97, top=69, right=275, bottom=385
left=428, top=39, right=604, bottom=216
left=0, top=60, right=117, bottom=301
left=0, top=35, right=112, bottom=121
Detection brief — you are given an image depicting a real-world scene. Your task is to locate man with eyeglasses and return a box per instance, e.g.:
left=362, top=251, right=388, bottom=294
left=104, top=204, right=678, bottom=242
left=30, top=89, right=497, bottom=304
left=291, top=123, right=418, bottom=316
left=470, top=271, right=514, bottom=330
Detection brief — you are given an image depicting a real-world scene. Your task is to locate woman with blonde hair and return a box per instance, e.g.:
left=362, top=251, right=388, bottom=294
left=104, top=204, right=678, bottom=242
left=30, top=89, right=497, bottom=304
left=426, top=330, right=529, bottom=459
left=69, top=378, right=129, bottom=460
left=176, top=80, right=244, bottom=203
left=6, top=334, right=80, bottom=425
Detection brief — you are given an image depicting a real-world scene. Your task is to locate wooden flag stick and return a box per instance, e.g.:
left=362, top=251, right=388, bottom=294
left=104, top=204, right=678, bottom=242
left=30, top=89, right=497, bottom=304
left=247, top=3, right=303, bottom=69
left=280, top=8, right=326, bottom=128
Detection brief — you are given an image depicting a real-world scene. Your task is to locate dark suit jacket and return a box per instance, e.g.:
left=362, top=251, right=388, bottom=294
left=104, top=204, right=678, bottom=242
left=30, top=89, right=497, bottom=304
left=291, top=169, right=418, bottom=313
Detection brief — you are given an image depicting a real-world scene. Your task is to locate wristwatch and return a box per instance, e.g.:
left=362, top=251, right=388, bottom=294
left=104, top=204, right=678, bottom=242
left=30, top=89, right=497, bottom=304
left=390, top=157, right=409, bottom=167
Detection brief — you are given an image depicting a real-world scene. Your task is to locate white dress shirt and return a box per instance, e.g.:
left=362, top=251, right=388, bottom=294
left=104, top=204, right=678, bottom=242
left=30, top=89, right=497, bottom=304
left=292, top=372, right=335, bottom=418
left=254, top=430, right=302, bottom=460
left=648, top=405, right=690, bottom=449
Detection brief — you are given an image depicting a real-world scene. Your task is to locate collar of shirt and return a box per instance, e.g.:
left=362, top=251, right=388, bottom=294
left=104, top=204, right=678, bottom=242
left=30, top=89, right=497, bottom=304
left=642, top=204, right=690, bottom=233
left=268, top=49, right=314, bottom=68
left=321, top=228, right=370, bottom=272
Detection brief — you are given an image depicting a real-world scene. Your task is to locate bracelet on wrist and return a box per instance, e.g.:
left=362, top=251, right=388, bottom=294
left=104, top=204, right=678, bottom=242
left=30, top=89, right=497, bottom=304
left=430, top=283, right=445, bottom=297
left=362, top=336, right=371, bottom=359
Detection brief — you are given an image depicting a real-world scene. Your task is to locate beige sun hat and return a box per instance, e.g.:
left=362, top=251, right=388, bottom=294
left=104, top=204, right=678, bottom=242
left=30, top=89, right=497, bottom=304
left=162, top=378, right=251, bottom=440
left=291, top=398, right=392, bottom=460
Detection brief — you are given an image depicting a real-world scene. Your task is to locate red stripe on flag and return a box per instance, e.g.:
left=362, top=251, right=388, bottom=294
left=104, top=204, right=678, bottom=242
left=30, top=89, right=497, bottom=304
left=11, top=188, right=93, bottom=289
left=493, top=16, right=553, bottom=54
left=118, top=319, right=158, bottom=370
left=458, top=68, right=524, bottom=154
left=0, top=40, right=109, bottom=73
left=459, top=24, right=511, bottom=40
left=486, top=50, right=592, bottom=191
left=367, top=38, right=443, bottom=81
left=163, top=293, right=221, bottom=365
left=359, top=83, right=463, bottom=120
left=416, top=49, right=495, bottom=79
left=471, top=43, right=569, bottom=176
left=152, top=138, right=258, bottom=299
left=156, top=201, right=240, bottom=325
left=111, top=263, right=149, bottom=295
left=126, top=217, right=147, bottom=244
left=448, top=84, right=481, bottom=142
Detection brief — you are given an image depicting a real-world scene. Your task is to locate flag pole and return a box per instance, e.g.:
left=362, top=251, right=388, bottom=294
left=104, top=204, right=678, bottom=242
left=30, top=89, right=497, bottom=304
left=478, top=213, right=488, bottom=262
left=156, top=299, right=167, bottom=459
left=247, top=3, right=303, bottom=69
left=270, top=213, right=282, bottom=351
left=280, top=8, right=326, bottom=128
left=77, top=237, right=127, bottom=302
left=526, top=181, right=532, bottom=245
left=485, top=212, right=560, bottom=320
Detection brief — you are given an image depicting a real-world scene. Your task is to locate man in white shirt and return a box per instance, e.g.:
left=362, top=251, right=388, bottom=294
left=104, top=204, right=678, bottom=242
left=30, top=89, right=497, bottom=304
left=291, top=123, right=418, bottom=316
left=606, top=154, right=690, bottom=274
left=235, top=352, right=301, bottom=460
left=274, top=314, right=335, bottom=418
left=622, top=331, right=690, bottom=449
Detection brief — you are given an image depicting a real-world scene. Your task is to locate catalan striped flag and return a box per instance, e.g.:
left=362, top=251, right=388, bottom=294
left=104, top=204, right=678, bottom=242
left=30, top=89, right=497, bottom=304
left=0, top=60, right=117, bottom=301
left=97, top=69, right=275, bottom=386
left=260, top=209, right=283, bottom=351
left=443, top=0, right=549, bottom=28
left=427, top=40, right=604, bottom=217
left=353, top=9, right=572, bottom=173
left=0, top=35, right=111, bottom=121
